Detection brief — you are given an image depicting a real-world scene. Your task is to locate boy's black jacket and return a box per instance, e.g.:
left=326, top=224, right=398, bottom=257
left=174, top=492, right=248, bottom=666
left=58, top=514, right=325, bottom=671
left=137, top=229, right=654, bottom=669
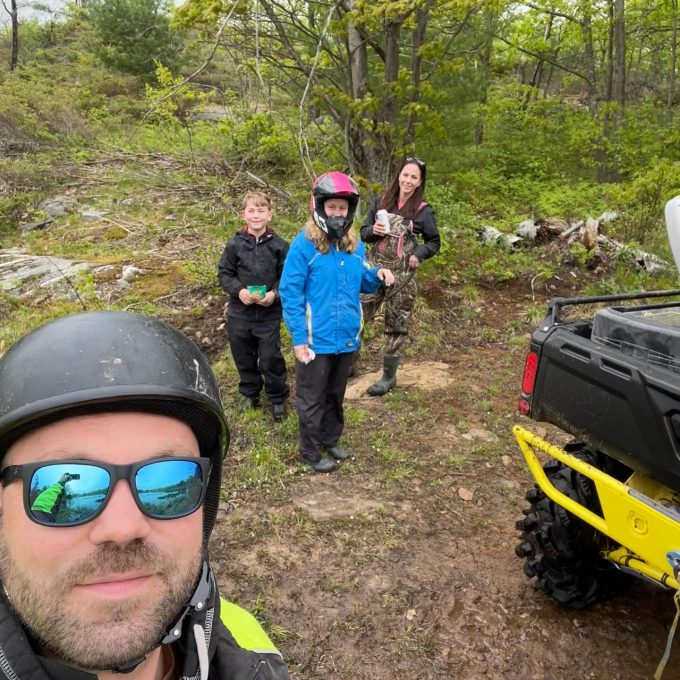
left=218, top=230, right=289, bottom=321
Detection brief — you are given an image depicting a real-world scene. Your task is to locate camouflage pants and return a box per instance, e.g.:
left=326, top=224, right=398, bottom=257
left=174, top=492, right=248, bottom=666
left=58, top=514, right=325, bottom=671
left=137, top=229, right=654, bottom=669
left=362, top=268, right=418, bottom=357
left=362, top=213, right=420, bottom=357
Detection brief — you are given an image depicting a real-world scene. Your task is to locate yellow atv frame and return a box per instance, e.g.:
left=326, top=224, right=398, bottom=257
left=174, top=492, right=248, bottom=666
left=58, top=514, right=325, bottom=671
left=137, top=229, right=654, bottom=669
left=515, top=425, right=680, bottom=678
left=515, top=425, right=680, bottom=589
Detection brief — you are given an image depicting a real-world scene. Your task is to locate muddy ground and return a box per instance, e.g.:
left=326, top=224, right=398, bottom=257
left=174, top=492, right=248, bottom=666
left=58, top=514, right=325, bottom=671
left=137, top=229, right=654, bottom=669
left=7, top=157, right=676, bottom=679
left=200, top=284, right=680, bottom=680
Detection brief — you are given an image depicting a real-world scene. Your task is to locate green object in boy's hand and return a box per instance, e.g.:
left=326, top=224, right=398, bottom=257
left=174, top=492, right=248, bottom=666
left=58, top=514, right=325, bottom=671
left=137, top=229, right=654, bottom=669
left=247, top=285, right=267, bottom=300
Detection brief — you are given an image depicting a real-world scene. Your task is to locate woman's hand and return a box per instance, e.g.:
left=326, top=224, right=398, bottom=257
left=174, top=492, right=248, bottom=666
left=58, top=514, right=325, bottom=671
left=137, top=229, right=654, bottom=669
left=257, top=291, right=276, bottom=307
left=377, top=268, right=395, bottom=286
left=408, top=255, right=421, bottom=269
left=372, top=222, right=387, bottom=237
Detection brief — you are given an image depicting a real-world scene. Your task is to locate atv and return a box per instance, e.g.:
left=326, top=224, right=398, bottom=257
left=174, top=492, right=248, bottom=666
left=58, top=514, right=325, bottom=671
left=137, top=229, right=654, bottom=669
left=514, top=196, right=680, bottom=678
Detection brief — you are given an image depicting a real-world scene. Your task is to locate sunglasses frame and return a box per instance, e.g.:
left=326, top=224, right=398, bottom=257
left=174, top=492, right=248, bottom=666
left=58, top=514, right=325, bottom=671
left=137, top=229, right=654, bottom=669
left=404, top=156, right=426, bottom=168
left=1, top=456, right=211, bottom=527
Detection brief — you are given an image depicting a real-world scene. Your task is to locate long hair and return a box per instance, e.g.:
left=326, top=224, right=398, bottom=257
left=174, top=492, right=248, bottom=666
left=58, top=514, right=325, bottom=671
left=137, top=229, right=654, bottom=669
left=304, top=218, right=358, bottom=254
left=381, top=157, right=427, bottom=219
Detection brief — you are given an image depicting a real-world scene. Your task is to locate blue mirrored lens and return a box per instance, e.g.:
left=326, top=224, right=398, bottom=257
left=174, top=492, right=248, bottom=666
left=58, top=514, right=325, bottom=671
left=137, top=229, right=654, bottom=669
left=30, top=464, right=110, bottom=525
left=135, top=460, right=203, bottom=518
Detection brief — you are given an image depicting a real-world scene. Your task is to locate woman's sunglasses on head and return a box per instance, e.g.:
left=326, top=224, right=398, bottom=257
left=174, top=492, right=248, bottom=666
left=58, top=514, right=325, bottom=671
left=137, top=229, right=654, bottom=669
left=1, top=457, right=211, bottom=527
left=405, top=156, right=426, bottom=168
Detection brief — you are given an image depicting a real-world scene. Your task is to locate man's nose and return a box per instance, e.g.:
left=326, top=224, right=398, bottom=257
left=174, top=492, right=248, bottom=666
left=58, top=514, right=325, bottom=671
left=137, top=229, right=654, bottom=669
left=87, top=479, right=151, bottom=544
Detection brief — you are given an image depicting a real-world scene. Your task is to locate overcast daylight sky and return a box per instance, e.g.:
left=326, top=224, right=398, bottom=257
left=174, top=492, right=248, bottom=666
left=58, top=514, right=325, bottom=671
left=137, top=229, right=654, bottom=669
left=1, top=1, right=69, bottom=25
left=1, top=0, right=186, bottom=26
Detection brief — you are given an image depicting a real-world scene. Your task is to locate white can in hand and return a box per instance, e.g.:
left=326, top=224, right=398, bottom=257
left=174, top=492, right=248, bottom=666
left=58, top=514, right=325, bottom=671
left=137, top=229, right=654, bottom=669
left=376, top=209, right=391, bottom=234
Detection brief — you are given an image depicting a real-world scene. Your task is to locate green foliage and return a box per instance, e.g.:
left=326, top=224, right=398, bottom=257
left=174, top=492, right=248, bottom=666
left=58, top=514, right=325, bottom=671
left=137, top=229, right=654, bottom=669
left=84, top=0, right=184, bottom=77
left=605, top=160, right=680, bottom=244
left=217, top=112, right=300, bottom=170
left=181, top=246, right=223, bottom=295
left=570, top=242, right=597, bottom=268
left=0, top=28, right=144, bottom=152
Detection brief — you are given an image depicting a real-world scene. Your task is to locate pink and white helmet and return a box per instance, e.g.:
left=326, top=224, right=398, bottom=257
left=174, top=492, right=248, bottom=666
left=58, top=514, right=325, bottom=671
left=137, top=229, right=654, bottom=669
left=310, top=171, right=360, bottom=240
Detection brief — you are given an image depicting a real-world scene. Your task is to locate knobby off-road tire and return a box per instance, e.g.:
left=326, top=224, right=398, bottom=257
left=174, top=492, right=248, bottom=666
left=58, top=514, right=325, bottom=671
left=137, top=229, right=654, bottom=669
left=515, top=442, right=632, bottom=609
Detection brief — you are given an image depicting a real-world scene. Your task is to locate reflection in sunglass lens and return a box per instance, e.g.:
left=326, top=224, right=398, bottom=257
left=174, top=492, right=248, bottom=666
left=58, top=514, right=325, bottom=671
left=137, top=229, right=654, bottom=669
left=26, top=459, right=205, bottom=526
left=30, top=463, right=109, bottom=526
left=136, top=460, right=204, bottom=518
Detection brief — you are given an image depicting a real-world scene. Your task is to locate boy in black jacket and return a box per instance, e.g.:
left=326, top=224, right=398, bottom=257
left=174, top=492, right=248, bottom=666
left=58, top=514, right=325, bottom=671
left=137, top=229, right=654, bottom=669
left=218, top=191, right=289, bottom=420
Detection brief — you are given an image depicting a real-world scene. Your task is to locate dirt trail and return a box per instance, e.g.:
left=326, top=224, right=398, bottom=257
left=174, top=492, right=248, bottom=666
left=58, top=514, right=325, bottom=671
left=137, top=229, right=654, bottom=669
left=206, top=289, right=680, bottom=680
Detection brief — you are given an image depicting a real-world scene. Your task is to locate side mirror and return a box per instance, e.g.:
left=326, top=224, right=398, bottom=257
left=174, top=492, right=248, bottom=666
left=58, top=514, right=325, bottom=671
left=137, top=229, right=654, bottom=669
left=665, top=195, right=680, bottom=274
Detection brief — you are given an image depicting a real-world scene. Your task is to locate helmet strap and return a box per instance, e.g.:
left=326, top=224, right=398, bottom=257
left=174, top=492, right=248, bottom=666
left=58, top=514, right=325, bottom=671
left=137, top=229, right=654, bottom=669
left=110, top=560, right=212, bottom=673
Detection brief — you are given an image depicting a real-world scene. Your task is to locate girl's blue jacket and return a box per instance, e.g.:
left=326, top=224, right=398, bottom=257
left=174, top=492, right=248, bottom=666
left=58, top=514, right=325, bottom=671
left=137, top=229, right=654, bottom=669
left=279, top=231, right=383, bottom=354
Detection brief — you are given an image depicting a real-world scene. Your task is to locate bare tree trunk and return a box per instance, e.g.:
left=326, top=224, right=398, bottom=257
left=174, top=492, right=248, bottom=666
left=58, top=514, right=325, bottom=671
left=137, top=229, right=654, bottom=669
left=543, top=63, right=554, bottom=97
left=403, top=0, right=433, bottom=149
left=598, top=0, right=615, bottom=182
left=605, top=0, right=614, bottom=102
left=612, top=0, right=625, bottom=113
left=347, top=21, right=368, bottom=100
left=523, top=13, right=554, bottom=108
left=10, top=0, right=19, bottom=72
left=475, top=11, right=494, bottom=145
left=346, top=15, right=369, bottom=178
left=579, top=5, right=598, bottom=116
left=378, top=20, right=401, bottom=181
left=668, top=0, right=678, bottom=114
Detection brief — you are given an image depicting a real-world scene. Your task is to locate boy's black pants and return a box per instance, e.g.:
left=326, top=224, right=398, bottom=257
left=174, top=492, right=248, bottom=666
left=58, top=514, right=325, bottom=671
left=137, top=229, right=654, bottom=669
left=295, top=352, right=354, bottom=462
left=228, top=316, right=289, bottom=404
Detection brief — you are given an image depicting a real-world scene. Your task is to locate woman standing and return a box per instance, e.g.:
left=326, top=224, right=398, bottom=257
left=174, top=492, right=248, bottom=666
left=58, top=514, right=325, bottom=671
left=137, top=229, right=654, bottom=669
left=280, top=172, right=394, bottom=472
left=360, top=157, right=440, bottom=396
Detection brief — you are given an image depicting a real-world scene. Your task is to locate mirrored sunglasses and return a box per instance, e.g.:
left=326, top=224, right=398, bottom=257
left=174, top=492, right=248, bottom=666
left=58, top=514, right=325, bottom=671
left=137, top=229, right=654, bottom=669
left=1, top=457, right=211, bottom=527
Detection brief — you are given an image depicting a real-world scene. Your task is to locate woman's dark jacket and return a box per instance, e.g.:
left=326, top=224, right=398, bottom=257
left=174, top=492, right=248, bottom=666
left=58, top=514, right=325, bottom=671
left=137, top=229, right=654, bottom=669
left=360, top=196, right=440, bottom=262
left=217, top=229, right=289, bottom=321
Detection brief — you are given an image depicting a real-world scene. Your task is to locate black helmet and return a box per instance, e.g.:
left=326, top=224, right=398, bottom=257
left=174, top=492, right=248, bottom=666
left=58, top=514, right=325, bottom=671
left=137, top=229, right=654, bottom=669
left=0, top=311, right=229, bottom=540
left=310, top=171, right=360, bottom=241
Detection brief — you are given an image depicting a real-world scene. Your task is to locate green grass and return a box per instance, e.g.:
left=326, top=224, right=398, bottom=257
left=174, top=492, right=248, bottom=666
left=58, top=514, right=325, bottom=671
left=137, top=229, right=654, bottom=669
left=370, top=431, right=420, bottom=483
left=443, top=453, right=467, bottom=468
left=345, top=405, right=370, bottom=426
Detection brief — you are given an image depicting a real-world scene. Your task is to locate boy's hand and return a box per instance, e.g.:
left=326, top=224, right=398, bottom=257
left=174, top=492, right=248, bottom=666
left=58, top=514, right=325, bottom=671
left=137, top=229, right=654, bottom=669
left=372, top=222, right=387, bottom=236
left=257, top=291, right=276, bottom=307
left=408, top=255, right=421, bottom=269
left=238, top=288, right=255, bottom=305
left=377, top=268, right=395, bottom=286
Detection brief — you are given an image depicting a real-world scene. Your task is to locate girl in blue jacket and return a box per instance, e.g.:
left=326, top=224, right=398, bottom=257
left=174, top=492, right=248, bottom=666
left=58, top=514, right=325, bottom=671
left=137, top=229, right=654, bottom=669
left=280, top=172, right=394, bottom=473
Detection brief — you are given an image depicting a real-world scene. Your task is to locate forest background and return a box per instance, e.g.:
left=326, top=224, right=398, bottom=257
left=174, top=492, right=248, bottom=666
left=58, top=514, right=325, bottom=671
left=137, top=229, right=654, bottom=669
left=3, top=1, right=680, bottom=678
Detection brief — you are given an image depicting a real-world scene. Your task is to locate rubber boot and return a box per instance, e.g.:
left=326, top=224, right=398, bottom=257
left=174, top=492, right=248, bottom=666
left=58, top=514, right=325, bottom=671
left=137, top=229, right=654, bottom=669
left=367, top=355, right=400, bottom=397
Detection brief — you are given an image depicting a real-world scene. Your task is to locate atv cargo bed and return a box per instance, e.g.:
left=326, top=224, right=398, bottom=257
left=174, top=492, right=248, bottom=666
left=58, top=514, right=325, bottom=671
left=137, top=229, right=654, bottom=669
left=523, top=291, right=680, bottom=492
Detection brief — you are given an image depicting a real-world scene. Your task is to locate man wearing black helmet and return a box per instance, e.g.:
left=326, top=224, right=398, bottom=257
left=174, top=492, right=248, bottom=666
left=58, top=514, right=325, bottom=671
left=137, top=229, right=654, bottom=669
left=0, top=311, right=289, bottom=680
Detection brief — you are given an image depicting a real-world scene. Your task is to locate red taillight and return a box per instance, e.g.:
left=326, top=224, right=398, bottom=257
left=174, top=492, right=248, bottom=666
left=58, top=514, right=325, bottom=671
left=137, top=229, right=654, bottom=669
left=521, top=351, right=539, bottom=395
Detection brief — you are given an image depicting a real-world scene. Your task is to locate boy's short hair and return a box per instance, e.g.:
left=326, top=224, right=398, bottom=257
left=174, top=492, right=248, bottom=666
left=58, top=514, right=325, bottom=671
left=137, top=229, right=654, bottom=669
left=242, top=191, right=271, bottom=209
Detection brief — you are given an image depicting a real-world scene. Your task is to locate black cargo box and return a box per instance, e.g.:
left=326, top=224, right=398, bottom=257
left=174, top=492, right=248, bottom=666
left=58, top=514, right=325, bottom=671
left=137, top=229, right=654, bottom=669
left=530, top=319, right=680, bottom=492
